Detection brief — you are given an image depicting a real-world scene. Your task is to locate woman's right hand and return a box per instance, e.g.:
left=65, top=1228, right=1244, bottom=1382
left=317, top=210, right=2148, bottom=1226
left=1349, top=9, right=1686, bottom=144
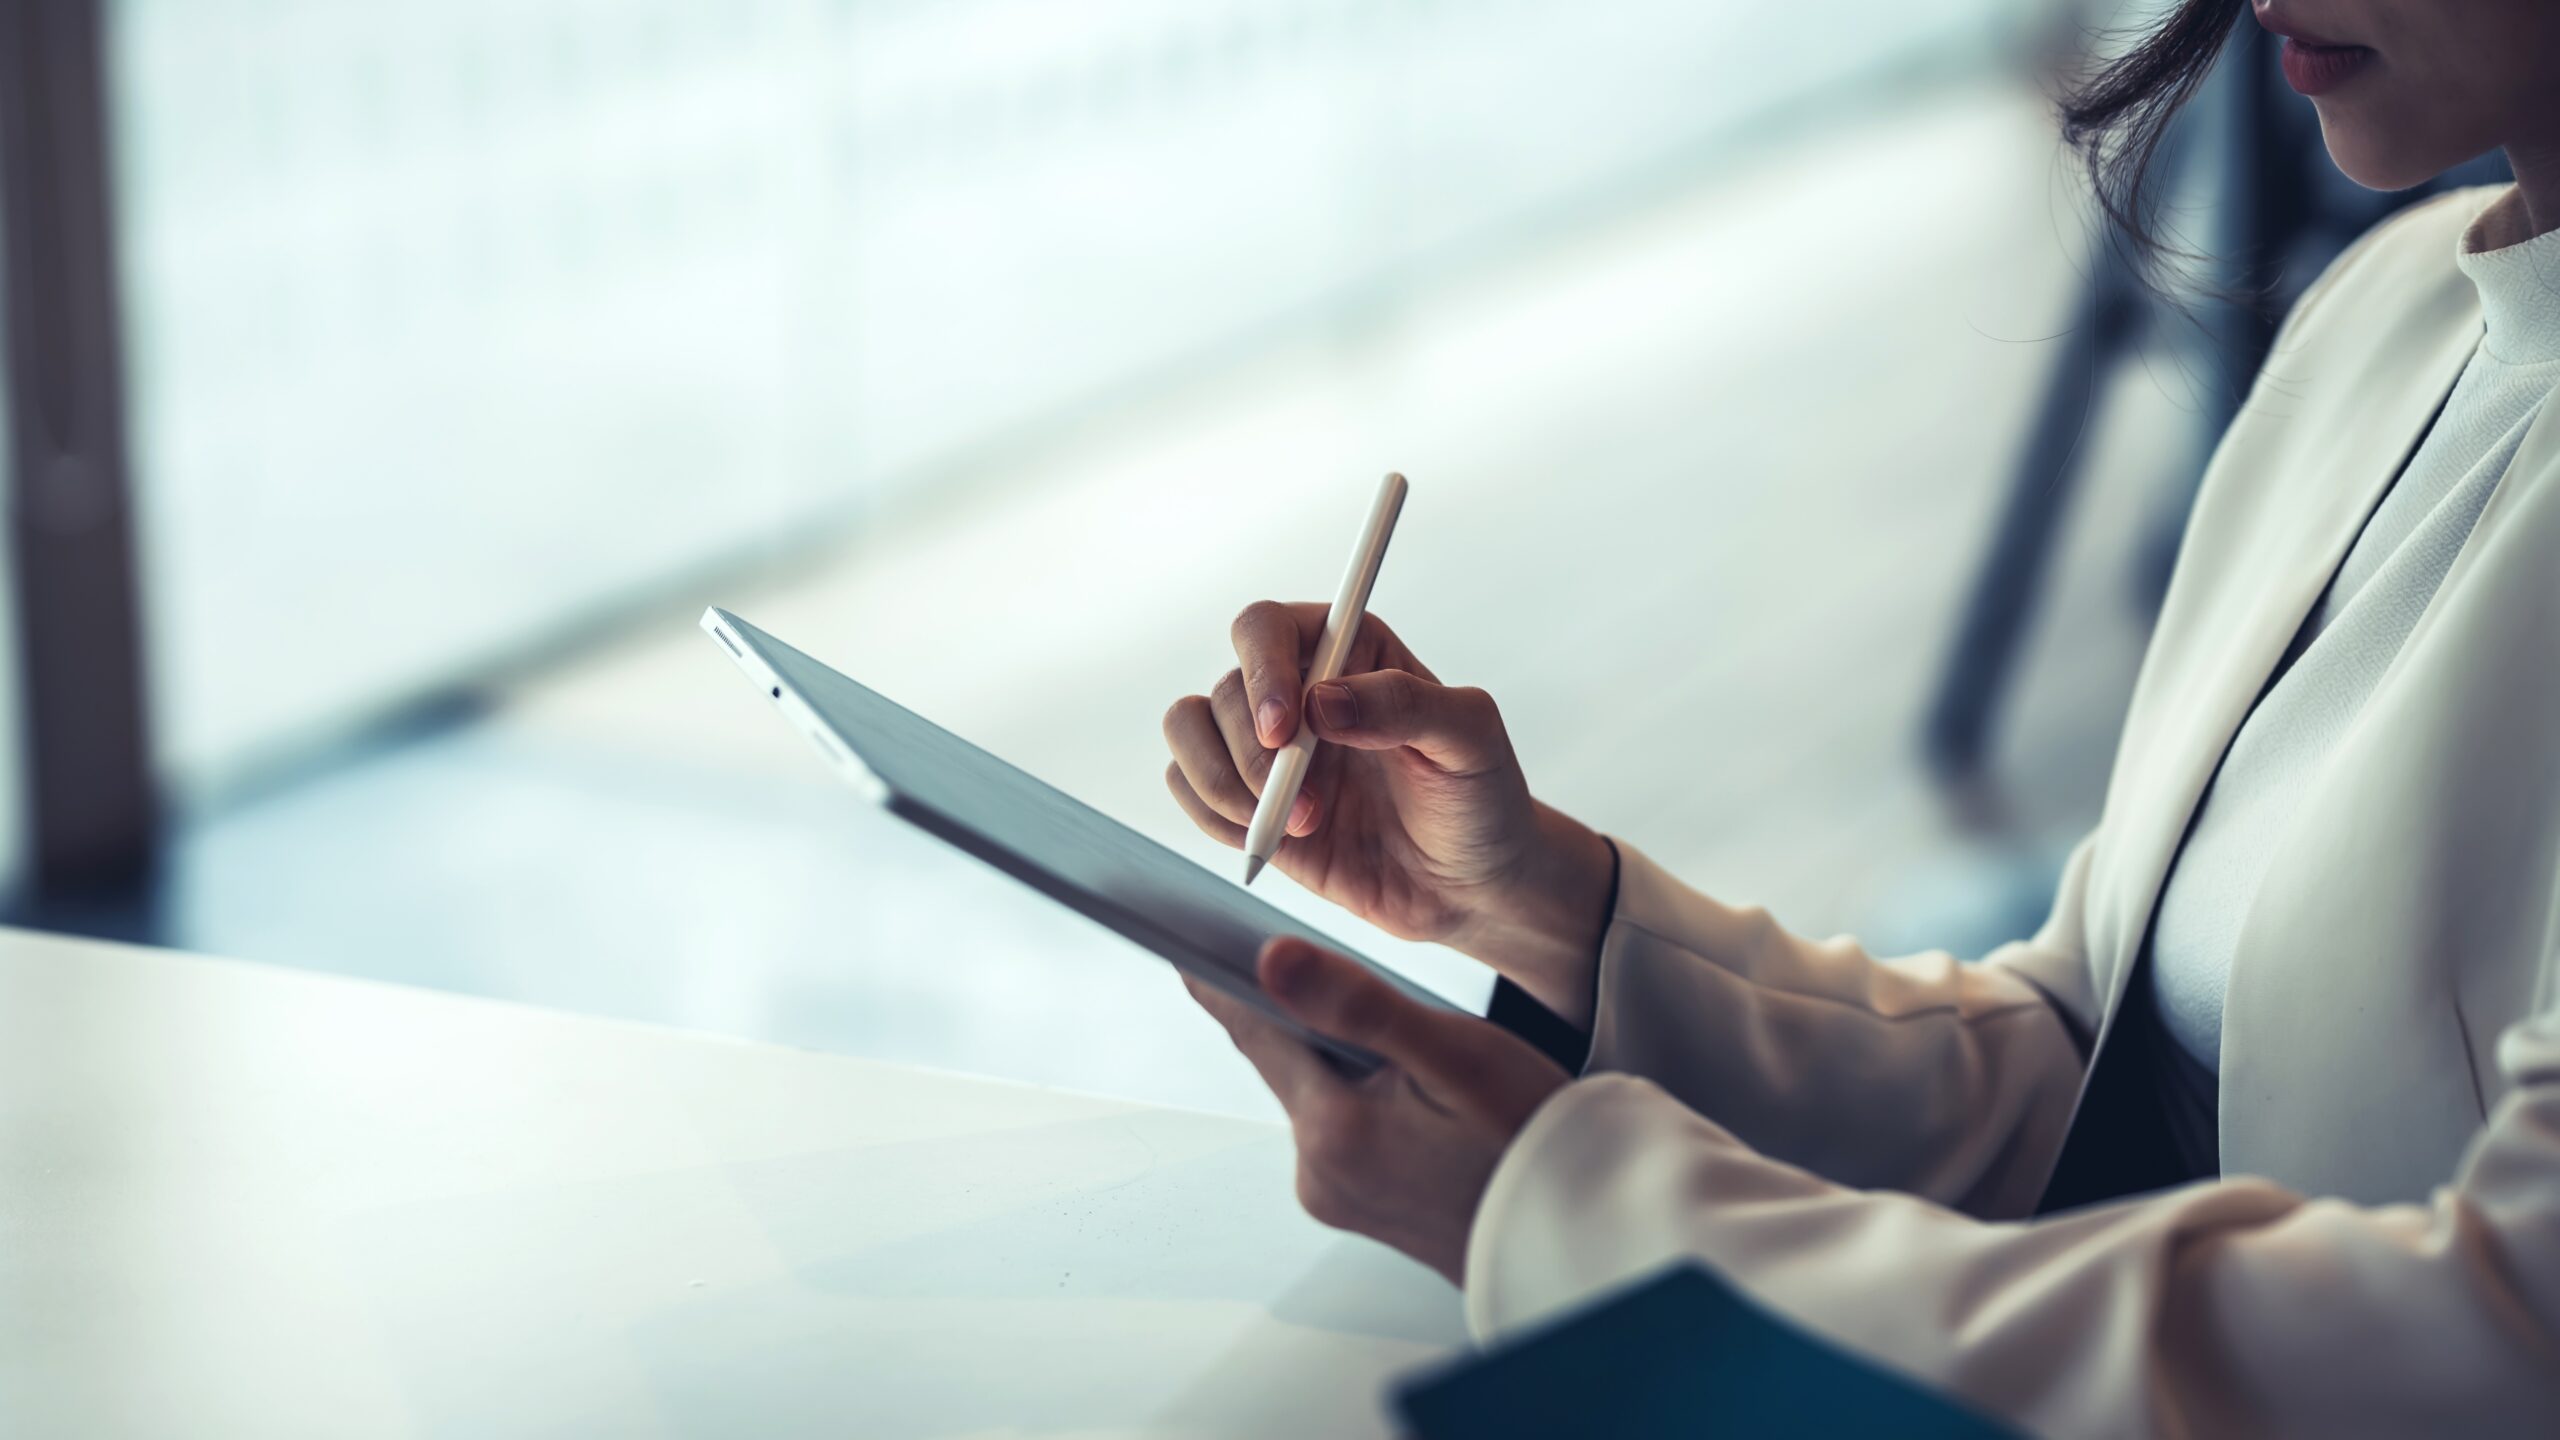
left=1162, top=601, right=1615, bottom=1025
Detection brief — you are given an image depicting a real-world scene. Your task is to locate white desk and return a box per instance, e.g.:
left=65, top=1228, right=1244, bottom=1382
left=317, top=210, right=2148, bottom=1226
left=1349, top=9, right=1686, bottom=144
left=0, top=929, right=1465, bottom=1437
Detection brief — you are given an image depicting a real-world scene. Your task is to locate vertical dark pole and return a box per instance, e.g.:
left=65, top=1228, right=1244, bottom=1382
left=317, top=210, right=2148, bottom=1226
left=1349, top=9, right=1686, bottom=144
left=2217, top=24, right=2294, bottom=428
left=0, top=0, right=163, bottom=921
left=1920, top=243, right=2143, bottom=783
left=2124, top=17, right=2282, bottom=615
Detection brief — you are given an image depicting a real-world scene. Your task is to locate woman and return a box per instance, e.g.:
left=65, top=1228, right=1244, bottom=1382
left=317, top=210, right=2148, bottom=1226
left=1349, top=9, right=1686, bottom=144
left=1161, top=1, right=2560, bottom=1433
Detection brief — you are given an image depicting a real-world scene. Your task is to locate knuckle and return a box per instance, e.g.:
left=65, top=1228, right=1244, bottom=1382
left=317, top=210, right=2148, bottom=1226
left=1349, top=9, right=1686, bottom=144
left=1206, top=765, right=1252, bottom=808
left=1241, top=654, right=1278, bottom=699
left=1161, top=694, right=1207, bottom=742
left=1210, top=668, right=1246, bottom=707
left=1363, top=669, right=1414, bottom=719
left=1231, top=601, right=1280, bottom=646
left=1166, top=766, right=1218, bottom=825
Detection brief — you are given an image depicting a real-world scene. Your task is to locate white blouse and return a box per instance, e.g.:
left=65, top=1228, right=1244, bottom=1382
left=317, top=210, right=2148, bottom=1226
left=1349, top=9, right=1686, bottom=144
left=2145, top=191, right=2560, bottom=1164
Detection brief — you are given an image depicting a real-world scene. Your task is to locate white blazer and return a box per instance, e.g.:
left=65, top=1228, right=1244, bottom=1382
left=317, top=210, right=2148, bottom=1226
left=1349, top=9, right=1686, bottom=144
left=1464, top=186, right=2560, bottom=1436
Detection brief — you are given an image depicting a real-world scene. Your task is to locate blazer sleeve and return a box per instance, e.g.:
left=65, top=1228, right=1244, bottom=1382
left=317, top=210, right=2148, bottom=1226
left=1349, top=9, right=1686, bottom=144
left=1574, top=835, right=2098, bottom=1216
left=1464, top=999, right=2560, bottom=1437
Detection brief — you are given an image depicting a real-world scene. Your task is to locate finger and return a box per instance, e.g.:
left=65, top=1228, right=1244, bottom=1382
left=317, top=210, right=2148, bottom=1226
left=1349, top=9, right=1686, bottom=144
left=1210, top=671, right=1315, bottom=834
left=1165, top=763, right=1247, bottom=849
left=1301, top=671, right=1513, bottom=777
left=1258, top=937, right=1553, bottom=1120
left=1232, top=601, right=1326, bottom=748
left=1292, top=742, right=1342, bottom=838
left=1208, top=670, right=1272, bottom=793
left=1182, top=971, right=1256, bottom=1037
left=1346, top=611, right=1431, bottom=684
left=1234, top=602, right=1438, bottom=741
left=1162, top=693, right=1259, bottom=826
left=1183, top=973, right=1337, bottom=1109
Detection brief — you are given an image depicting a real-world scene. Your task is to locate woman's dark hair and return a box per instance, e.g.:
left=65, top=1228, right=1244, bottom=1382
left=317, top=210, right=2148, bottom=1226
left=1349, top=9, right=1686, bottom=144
left=2060, top=0, right=2249, bottom=280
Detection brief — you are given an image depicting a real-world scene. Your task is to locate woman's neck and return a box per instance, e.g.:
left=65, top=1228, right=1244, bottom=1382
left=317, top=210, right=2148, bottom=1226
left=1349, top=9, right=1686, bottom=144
left=2507, top=139, right=2560, bottom=242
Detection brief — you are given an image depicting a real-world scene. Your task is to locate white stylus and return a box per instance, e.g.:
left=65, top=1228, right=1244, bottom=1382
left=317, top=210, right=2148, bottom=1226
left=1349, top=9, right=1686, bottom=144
left=1242, top=471, right=1408, bottom=886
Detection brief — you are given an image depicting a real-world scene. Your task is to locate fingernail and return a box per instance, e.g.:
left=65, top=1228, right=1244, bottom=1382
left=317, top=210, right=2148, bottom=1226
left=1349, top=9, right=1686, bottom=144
left=1256, top=696, right=1288, bottom=747
left=1310, top=681, right=1357, bottom=731
left=1288, top=792, right=1315, bottom=834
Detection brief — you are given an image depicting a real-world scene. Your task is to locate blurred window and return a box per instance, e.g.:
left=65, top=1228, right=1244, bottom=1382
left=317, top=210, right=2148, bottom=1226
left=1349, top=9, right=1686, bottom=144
left=108, top=0, right=2025, bottom=796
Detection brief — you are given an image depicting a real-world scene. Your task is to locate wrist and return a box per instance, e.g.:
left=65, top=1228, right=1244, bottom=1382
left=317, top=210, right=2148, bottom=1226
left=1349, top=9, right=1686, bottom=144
left=1449, top=804, right=1615, bottom=1026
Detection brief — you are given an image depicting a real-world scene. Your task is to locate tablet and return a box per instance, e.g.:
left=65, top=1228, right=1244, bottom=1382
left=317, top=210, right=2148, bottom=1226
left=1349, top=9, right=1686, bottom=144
left=702, top=608, right=1459, bottom=1074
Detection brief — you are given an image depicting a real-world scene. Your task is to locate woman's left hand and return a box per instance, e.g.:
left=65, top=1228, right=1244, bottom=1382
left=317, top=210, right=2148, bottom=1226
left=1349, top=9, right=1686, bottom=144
left=1184, top=937, right=1571, bottom=1285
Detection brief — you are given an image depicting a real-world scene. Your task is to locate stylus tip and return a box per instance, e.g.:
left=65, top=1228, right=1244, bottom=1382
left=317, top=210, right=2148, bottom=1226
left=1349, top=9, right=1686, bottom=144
left=1242, top=854, right=1266, bottom=887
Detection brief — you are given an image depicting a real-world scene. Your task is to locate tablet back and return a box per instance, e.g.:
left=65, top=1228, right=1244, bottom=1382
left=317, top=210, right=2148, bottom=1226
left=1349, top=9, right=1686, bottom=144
left=706, top=609, right=1459, bottom=1071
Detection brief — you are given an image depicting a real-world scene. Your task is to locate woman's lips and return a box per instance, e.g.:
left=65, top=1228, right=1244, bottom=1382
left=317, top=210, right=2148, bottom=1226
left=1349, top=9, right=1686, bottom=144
left=2277, top=36, right=2375, bottom=96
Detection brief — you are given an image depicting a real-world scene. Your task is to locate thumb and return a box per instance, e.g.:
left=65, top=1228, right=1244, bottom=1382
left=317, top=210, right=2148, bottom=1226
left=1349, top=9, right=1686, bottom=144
left=1258, top=938, right=1550, bottom=1121
left=1303, top=670, right=1511, bottom=776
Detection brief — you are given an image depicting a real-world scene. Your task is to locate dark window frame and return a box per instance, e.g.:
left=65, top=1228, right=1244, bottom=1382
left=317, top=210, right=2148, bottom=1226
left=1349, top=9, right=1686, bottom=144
left=0, top=0, right=161, bottom=929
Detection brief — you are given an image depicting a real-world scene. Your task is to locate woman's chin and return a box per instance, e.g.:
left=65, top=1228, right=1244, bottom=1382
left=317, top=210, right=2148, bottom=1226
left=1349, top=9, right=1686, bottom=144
left=2318, top=137, right=2445, bottom=193
left=2315, top=110, right=2493, bottom=193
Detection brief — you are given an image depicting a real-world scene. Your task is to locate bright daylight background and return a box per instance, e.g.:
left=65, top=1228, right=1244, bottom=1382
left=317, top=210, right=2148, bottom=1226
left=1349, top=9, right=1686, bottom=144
left=89, top=0, right=2209, bottom=1118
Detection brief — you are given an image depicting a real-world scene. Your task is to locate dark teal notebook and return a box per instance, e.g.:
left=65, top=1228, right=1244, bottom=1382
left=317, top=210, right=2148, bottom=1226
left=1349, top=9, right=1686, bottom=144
left=1395, top=1263, right=2022, bottom=1438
